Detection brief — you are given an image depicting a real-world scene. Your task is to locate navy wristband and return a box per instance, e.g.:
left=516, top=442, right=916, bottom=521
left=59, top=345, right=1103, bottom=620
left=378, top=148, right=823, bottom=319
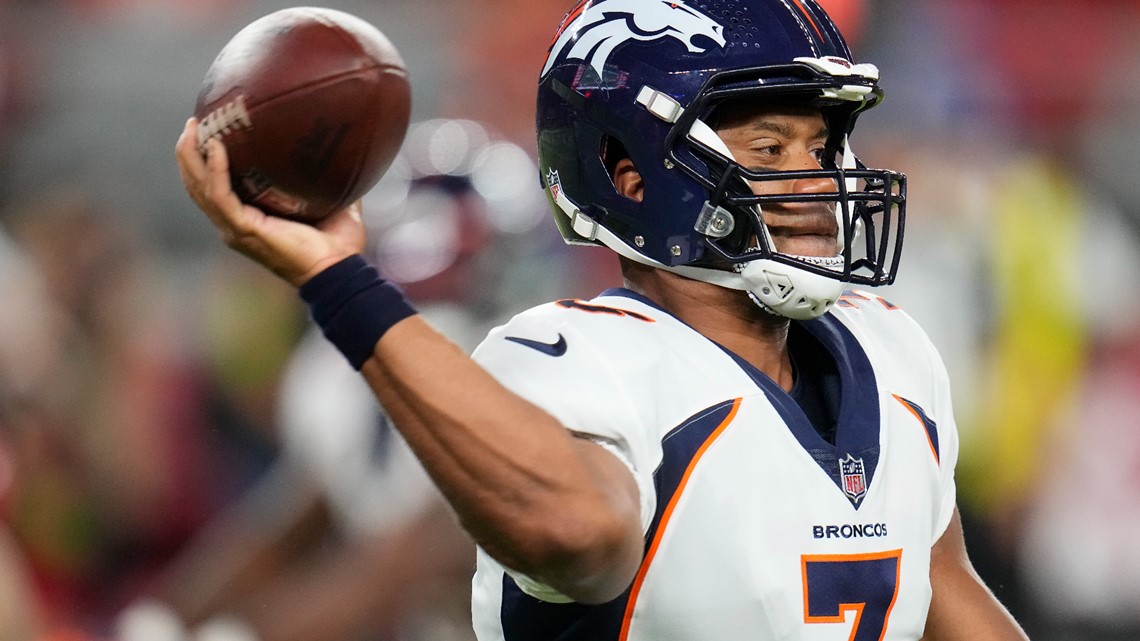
left=299, top=255, right=416, bottom=370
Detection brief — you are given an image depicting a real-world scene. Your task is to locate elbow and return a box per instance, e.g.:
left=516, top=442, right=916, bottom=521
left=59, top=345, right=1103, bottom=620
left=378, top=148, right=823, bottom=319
left=505, top=507, right=644, bottom=604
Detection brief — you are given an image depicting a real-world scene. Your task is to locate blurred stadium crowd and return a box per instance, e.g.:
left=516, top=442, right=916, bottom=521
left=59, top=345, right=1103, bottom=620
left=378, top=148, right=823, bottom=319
left=0, top=0, right=1138, bottom=640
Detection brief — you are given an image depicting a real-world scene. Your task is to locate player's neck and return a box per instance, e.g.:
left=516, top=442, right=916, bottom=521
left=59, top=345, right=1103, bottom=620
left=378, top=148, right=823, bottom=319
left=621, top=261, right=795, bottom=391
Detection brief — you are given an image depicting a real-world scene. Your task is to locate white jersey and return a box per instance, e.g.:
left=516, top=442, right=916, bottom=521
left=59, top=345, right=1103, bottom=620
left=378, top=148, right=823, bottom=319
left=469, top=288, right=959, bottom=641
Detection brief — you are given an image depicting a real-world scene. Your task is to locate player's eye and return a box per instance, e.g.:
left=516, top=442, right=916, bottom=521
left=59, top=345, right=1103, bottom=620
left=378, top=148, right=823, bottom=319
left=746, top=143, right=783, bottom=166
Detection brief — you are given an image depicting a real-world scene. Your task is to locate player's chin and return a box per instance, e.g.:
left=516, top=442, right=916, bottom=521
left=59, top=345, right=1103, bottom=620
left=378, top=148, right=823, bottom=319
left=772, top=235, right=839, bottom=258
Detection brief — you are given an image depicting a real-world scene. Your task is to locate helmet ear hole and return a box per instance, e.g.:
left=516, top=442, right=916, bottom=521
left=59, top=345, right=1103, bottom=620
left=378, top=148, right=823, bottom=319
left=602, top=135, right=631, bottom=184
left=603, top=136, right=644, bottom=202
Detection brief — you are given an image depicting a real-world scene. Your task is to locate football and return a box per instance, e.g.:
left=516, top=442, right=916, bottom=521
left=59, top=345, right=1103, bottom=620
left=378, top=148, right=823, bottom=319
left=194, top=7, right=411, bottom=223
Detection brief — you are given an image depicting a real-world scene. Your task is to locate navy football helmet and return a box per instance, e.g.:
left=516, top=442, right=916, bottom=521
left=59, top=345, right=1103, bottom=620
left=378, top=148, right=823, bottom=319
left=536, top=0, right=905, bottom=319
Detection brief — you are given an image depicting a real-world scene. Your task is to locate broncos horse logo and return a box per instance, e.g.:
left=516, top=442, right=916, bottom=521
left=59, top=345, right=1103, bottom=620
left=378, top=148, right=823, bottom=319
left=541, top=0, right=726, bottom=78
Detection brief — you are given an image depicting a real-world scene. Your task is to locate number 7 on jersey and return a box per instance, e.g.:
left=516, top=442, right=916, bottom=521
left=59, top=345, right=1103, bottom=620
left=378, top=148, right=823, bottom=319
left=801, top=549, right=902, bottom=641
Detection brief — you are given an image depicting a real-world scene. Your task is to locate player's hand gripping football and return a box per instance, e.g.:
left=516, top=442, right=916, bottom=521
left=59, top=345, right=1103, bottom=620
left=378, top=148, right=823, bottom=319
left=175, top=118, right=365, bottom=287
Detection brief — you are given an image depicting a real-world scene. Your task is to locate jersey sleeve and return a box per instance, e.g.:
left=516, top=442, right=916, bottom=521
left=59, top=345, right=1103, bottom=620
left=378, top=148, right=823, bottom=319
left=873, top=302, right=962, bottom=542
left=472, top=306, right=660, bottom=540
left=925, top=336, right=961, bottom=542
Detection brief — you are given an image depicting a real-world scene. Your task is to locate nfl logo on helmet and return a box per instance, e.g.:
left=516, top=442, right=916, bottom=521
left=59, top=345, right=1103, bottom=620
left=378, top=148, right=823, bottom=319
left=839, top=454, right=867, bottom=504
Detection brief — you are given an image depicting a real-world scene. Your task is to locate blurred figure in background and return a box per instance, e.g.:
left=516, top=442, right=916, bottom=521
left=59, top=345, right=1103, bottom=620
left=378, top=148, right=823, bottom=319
left=368, top=119, right=551, bottom=331
left=1017, top=326, right=1140, bottom=641
left=0, top=224, right=51, bottom=641
left=1010, top=175, right=1140, bottom=640
left=0, top=187, right=321, bottom=641
left=0, top=189, right=247, bottom=639
left=117, top=120, right=552, bottom=641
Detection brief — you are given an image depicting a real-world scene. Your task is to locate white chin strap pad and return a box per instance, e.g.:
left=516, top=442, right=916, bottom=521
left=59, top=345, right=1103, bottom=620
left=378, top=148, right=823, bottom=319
left=737, top=259, right=844, bottom=320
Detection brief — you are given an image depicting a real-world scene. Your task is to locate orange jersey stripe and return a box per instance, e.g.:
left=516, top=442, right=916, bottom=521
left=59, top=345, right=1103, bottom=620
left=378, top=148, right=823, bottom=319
left=618, top=397, right=742, bottom=640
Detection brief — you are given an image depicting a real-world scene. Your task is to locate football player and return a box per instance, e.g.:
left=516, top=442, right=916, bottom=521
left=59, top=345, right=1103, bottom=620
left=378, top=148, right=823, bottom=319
left=175, top=0, right=1029, bottom=639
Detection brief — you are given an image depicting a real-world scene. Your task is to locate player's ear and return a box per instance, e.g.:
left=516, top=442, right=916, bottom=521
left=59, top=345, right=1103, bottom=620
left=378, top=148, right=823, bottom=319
left=612, top=158, right=644, bottom=202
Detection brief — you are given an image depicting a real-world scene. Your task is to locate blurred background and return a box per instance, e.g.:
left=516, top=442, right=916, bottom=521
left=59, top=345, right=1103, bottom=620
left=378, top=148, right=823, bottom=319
left=0, top=0, right=1138, bottom=640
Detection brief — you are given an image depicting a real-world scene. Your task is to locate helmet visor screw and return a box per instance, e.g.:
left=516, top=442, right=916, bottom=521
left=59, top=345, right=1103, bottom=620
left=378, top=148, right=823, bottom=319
left=671, top=245, right=682, bottom=256
left=634, top=235, right=645, bottom=247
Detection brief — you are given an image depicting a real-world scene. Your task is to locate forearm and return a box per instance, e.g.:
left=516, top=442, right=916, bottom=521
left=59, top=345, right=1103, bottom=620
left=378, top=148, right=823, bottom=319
left=922, top=565, right=1027, bottom=641
left=359, top=315, right=643, bottom=603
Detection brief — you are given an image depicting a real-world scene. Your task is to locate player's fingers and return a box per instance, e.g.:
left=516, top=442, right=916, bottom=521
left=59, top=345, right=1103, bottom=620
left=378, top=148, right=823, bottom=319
left=202, top=138, right=267, bottom=246
left=174, top=117, right=245, bottom=240
left=201, top=137, right=240, bottom=209
left=174, top=119, right=248, bottom=234
left=175, top=119, right=208, bottom=204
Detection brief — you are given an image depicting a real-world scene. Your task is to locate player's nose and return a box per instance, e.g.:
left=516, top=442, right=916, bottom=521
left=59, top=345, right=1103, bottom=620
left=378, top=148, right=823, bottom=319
left=788, top=151, right=835, bottom=195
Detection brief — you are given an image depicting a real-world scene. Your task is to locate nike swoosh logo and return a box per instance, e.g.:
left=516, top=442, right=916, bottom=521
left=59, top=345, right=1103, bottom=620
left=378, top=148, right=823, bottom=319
left=505, top=333, right=567, bottom=357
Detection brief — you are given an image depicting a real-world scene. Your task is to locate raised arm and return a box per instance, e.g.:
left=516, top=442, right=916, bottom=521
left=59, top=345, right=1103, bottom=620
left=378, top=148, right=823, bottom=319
left=922, top=507, right=1029, bottom=641
left=175, top=119, right=644, bottom=604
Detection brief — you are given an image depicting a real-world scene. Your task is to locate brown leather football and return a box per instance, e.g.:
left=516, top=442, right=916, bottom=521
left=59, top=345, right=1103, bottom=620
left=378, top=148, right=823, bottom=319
left=194, top=7, right=411, bottom=223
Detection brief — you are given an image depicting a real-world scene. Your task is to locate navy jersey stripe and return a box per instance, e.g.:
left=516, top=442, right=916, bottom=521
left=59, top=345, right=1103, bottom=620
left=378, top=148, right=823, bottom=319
left=645, top=399, right=739, bottom=550
left=499, top=399, right=740, bottom=641
left=893, top=395, right=939, bottom=464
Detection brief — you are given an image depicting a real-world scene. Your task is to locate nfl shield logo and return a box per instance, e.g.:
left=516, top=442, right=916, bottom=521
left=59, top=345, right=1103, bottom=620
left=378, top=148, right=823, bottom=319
left=546, top=169, right=562, bottom=202
left=839, top=454, right=867, bottom=502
